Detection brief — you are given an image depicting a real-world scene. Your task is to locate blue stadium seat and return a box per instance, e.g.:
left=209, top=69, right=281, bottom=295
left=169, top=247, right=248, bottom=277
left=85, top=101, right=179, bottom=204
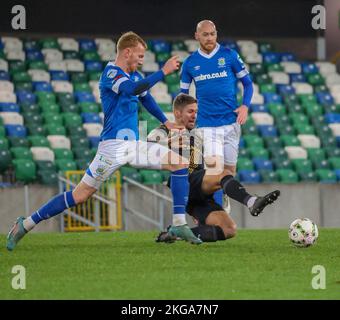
left=0, top=71, right=10, bottom=80
left=89, top=137, right=100, bottom=149
left=262, top=52, right=281, bottom=64
left=33, top=82, right=53, bottom=92
left=253, top=159, right=273, bottom=171
left=277, top=84, right=295, bottom=96
left=301, top=63, right=318, bottom=74
left=336, top=137, right=340, bottom=148
left=239, top=137, right=245, bottom=149
left=5, top=125, right=27, bottom=137
left=263, top=93, right=282, bottom=104
left=258, top=125, right=278, bottom=137
left=75, top=92, right=95, bottom=103
left=81, top=112, right=101, bottom=123
left=289, top=74, right=306, bottom=83
left=238, top=170, right=261, bottom=184
left=151, top=40, right=171, bottom=53
left=50, top=71, right=69, bottom=81
left=335, top=169, right=340, bottom=181
left=0, top=103, right=20, bottom=113
left=280, top=53, right=296, bottom=62
left=324, top=113, right=340, bottom=124
left=221, top=41, right=239, bottom=51
left=25, top=49, right=44, bottom=61
left=250, top=104, right=269, bottom=113
left=78, top=39, right=97, bottom=52
left=16, top=91, right=36, bottom=104
left=85, top=61, right=102, bottom=72
left=316, top=93, right=334, bottom=106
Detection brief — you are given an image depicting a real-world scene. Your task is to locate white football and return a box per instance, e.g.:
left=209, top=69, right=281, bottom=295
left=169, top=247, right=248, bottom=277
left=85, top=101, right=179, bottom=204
left=288, top=218, right=319, bottom=248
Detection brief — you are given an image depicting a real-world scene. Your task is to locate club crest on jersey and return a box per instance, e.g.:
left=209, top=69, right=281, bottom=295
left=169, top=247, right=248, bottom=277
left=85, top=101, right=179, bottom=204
left=107, top=69, right=117, bottom=79
left=218, top=57, right=226, bottom=67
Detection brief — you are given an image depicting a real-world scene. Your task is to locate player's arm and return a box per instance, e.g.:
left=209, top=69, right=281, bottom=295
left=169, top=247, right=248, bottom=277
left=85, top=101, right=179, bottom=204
left=139, top=92, right=168, bottom=124
left=230, top=50, right=254, bottom=124
left=118, top=56, right=180, bottom=96
left=179, top=59, right=192, bottom=94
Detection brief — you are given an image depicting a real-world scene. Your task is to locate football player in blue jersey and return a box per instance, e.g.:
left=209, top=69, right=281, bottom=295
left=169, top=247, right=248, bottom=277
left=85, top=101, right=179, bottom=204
left=180, top=20, right=280, bottom=218
left=6, top=32, right=202, bottom=251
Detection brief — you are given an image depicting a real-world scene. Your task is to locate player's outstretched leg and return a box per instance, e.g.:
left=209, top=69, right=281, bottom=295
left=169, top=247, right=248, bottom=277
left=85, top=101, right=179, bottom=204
left=6, top=217, right=27, bottom=251
left=169, top=167, right=202, bottom=244
left=248, top=190, right=280, bottom=217
left=220, top=175, right=280, bottom=217
left=6, top=190, right=77, bottom=251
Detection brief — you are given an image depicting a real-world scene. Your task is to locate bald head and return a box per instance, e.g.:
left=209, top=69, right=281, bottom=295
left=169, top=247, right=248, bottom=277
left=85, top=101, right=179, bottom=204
left=195, top=20, right=218, bottom=54
left=196, top=20, right=216, bottom=33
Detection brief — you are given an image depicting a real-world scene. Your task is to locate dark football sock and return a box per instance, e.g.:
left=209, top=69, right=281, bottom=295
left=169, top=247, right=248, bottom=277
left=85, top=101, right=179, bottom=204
left=191, top=225, right=226, bottom=242
left=220, top=175, right=252, bottom=206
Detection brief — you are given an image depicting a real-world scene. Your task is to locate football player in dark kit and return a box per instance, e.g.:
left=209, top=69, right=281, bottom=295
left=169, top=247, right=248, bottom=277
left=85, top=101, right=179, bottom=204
left=149, top=93, right=280, bottom=243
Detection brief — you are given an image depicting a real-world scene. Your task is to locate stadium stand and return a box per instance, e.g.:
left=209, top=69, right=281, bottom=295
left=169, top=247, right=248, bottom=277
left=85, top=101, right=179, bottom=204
left=0, top=36, right=340, bottom=185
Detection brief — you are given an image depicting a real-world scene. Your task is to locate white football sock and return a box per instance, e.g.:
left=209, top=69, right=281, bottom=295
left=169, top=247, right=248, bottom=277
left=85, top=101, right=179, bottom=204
left=247, top=196, right=257, bottom=208
left=173, top=214, right=187, bottom=226
left=23, top=216, right=36, bottom=232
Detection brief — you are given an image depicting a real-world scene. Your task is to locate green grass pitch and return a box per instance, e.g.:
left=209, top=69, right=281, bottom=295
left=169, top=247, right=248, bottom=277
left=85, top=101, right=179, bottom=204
left=0, top=229, right=340, bottom=299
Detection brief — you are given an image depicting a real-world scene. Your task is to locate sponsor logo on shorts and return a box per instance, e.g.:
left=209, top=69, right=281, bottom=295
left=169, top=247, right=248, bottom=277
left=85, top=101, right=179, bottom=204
left=99, top=155, right=112, bottom=165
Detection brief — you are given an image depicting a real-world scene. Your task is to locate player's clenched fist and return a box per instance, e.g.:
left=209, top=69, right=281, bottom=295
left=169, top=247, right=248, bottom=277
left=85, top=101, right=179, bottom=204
left=162, top=56, right=180, bottom=75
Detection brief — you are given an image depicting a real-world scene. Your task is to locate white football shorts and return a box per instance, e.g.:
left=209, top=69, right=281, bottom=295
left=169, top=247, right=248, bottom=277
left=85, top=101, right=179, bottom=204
left=82, top=139, right=170, bottom=189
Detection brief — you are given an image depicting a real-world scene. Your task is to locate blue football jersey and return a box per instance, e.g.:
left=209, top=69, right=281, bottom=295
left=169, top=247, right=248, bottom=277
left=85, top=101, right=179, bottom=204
left=180, top=44, right=249, bottom=127
left=99, top=62, right=147, bottom=141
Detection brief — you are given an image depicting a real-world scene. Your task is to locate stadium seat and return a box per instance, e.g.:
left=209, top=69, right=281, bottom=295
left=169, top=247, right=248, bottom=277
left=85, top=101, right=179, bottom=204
left=140, top=169, right=163, bottom=184
left=45, top=124, right=66, bottom=136
left=37, top=169, right=58, bottom=185
left=24, top=112, right=44, bottom=126
left=0, top=112, right=24, bottom=125
left=248, top=147, right=269, bottom=159
left=72, top=147, right=93, bottom=160
left=8, top=136, right=29, bottom=148
left=272, top=158, right=293, bottom=170
left=298, top=171, right=317, bottom=182
left=89, top=137, right=100, bottom=149
left=243, top=135, right=264, bottom=148
left=30, top=147, right=55, bottom=162
left=47, top=135, right=71, bottom=149
left=297, top=134, right=320, bottom=149
left=55, top=159, right=77, bottom=172
left=238, top=170, right=261, bottom=183
left=315, top=169, right=337, bottom=183
left=0, top=137, right=9, bottom=150
left=120, top=166, right=142, bottom=183
left=0, top=149, right=12, bottom=173
left=53, top=148, right=73, bottom=160
left=81, top=112, right=101, bottom=124
left=276, top=169, right=299, bottom=183
left=280, top=135, right=300, bottom=147
left=260, top=170, right=279, bottom=183
left=83, top=123, right=102, bottom=137
left=5, top=124, right=27, bottom=137
left=237, top=158, right=254, bottom=170
left=328, top=157, right=340, bottom=170
left=253, top=159, right=273, bottom=171
left=291, top=159, right=313, bottom=173
left=12, top=159, right=36, bottom=183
